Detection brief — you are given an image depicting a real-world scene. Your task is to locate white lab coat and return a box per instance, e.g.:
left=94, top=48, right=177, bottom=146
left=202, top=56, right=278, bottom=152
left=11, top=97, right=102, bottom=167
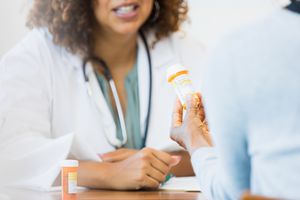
left=0, top=28, right=205, bottom=190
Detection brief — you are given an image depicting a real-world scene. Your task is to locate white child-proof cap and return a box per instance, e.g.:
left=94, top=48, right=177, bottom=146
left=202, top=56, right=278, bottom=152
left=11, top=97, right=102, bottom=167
left=61, top=160, right=79, bottom=167
left=166, top=64, right=188, bottom=82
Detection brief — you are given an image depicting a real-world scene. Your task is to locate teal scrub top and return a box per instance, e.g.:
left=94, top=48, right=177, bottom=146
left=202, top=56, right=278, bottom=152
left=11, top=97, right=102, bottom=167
left=96, top=64, right=142, bottom=149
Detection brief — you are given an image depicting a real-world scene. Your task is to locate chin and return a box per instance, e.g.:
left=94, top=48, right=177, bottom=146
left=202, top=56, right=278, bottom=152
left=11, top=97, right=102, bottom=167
left=113, top=23, right=142, bottom=35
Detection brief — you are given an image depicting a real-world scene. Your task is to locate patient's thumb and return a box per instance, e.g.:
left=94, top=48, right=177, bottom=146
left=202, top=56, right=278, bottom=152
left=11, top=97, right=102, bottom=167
left=170, top=155, right=182, bottom=167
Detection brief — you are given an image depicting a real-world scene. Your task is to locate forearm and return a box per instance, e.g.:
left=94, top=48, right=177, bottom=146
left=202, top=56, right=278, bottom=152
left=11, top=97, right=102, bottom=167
left=191, top=148, right=240, bottom=200
left=169, top=150, right=195, bottom=177
left=78, top=161, right=115, bottom=189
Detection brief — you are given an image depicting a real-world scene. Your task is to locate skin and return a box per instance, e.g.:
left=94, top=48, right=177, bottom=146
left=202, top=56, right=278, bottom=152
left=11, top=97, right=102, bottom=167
left=77, top=0, right=194, bottom=190
left=79, top=148, right=181, bottom=190
left=101, top=149, right=195, bottom=177
left=92, top=0, right=153, bottom=112
left=170, top=94, right=213, bottom=155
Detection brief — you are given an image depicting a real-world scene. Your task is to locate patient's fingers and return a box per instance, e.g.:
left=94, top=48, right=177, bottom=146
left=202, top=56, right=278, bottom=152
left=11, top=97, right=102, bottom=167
left=171, top=98, right=183, bottom=128
left=186, top=94, right=201, bottom=119
left=195, top=92, right=206, bottom=122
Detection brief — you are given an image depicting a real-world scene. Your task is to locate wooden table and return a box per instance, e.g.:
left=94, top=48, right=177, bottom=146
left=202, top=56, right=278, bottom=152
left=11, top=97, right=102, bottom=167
left=0, top=188, right=207, bottom=200
left=76, top=190, right=206, bottom=200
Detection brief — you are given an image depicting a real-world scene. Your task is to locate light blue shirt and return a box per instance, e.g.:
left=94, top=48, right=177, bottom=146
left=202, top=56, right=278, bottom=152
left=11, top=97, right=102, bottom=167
left=192, top=9, right=300, bottom=200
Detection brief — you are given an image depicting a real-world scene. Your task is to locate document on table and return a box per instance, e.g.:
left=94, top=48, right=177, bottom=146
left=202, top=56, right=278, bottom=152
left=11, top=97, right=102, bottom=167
left=48, top=186, right=88, bottom=192
left=159, top=176, right=201, bottom=192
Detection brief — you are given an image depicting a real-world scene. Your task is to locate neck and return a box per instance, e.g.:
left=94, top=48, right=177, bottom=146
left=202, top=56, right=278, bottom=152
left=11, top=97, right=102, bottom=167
left=93, top=28, right=138, bottom=71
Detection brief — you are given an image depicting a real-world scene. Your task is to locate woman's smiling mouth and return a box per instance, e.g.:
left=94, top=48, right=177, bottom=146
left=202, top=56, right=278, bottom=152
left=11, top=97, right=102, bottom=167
left=113, top=3, right=140, bottom=20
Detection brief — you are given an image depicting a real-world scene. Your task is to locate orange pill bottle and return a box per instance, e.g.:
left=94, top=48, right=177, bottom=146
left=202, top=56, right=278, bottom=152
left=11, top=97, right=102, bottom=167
left=167, top=64, right=195, bottom=109
left=61, top=160, right=79, bottom=200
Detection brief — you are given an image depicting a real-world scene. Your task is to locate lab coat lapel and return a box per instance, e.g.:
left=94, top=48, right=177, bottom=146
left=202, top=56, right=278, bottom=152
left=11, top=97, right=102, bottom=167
left=85, top=63, right=118, bottom=146
left=64, top=52, right=117, bottom=145
left=137, top=35, right=176, bottom=138
left=137, top=37, right=150, bottom=137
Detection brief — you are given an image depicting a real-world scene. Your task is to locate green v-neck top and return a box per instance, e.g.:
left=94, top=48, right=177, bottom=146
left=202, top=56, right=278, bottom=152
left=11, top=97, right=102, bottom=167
left=96, top=63, right=142, bottom=149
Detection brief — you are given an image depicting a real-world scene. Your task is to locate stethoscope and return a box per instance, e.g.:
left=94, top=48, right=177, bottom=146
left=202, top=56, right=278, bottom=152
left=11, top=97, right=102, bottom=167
left=82, top=31, right=152, bottom=149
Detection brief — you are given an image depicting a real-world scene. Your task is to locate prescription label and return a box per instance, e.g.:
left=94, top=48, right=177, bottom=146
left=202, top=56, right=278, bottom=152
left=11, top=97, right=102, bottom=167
left=172, top=74, right=194, bottom=107
left=68, top=172, right=77, bottom=194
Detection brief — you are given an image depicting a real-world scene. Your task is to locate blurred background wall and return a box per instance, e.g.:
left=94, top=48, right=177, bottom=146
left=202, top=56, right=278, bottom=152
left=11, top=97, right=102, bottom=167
left=0, top=0, right=289, bottom=57
left=185, top=0, right=289, bottom=48
left=0, top=0, right=31, bottom=57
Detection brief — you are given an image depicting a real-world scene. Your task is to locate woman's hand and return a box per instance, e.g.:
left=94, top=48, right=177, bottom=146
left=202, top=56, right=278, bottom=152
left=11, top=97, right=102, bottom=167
left=100, top=148, right=138, bottom=162
left=108, top=147, right=181, bottom=190
left=170, top=93, right=212, bottom=155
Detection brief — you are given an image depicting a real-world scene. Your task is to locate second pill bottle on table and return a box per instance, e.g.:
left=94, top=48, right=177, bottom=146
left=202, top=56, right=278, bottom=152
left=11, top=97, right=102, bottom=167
left=61, top=160, right=78, bottom=200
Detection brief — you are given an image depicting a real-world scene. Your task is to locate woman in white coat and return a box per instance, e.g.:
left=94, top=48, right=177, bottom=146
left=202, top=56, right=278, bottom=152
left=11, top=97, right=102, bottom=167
left=0, top=0, right=204, bottom=190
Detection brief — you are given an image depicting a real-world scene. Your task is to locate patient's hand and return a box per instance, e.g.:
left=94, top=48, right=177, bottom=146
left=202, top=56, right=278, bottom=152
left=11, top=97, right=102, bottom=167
left=170, top=93, right=212, bottom=155
left=100, top=148, right=138, bottom=162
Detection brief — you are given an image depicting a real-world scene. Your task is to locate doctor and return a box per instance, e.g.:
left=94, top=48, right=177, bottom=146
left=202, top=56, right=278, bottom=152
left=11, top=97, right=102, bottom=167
left=0, top=0, right=204, bottom=190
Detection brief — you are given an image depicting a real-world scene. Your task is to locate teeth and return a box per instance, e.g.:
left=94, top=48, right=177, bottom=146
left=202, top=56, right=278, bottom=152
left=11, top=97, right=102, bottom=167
left=116, top=5, right=135, bottom=14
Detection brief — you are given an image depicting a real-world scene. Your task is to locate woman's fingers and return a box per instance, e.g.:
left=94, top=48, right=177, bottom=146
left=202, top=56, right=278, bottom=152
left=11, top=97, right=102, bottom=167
left=145, top=156, right=181, bottom=186
left=171, top=98, right=183, bottom=128
left=148, top=154, right=170, bottom=175
left=169, top=155, right=182, bottom=167
left=146, top=163, right=167, bottom=183
left=185, top=94, right=201, bottom=119
left=144, top=150, right=181, bottom=182
left=142, top=175, right=160, bottom=189
left=151, top=148, right=181, bottom=167
left=112, top=148, right=182, bottom=190
left=137, top=148, right=181, bottom=185
left=196, top=92, right=206, bottom=121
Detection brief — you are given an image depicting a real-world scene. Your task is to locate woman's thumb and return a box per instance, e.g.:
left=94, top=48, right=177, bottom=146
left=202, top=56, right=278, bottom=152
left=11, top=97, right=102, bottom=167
left=169, top=155, right=182, bottom=167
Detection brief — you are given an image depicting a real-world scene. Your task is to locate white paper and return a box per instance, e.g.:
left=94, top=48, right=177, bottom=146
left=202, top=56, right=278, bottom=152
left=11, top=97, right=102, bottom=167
left=49, top=186, right=88, bottom=192
left=159, top=176, right=201, bottom=192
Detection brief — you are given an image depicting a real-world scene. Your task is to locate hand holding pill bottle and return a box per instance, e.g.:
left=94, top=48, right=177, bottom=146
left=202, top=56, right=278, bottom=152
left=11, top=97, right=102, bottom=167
left=167, top=64, right=195, bottom=109
left=62, top=160, right=78, bottom=200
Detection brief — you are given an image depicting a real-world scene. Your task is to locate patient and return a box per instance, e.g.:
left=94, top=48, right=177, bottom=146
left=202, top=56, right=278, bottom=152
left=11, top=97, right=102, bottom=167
left=170, top=2, right=300, bottom=200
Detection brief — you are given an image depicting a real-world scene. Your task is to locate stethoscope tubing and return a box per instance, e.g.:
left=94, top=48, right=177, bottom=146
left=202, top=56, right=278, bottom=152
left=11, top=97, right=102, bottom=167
left=82, top=31, right=152, bottom=149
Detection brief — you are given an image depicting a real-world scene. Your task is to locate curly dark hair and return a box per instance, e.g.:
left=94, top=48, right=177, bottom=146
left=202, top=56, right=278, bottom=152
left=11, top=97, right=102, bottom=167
left=27, top=0, right=188, bottom=57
